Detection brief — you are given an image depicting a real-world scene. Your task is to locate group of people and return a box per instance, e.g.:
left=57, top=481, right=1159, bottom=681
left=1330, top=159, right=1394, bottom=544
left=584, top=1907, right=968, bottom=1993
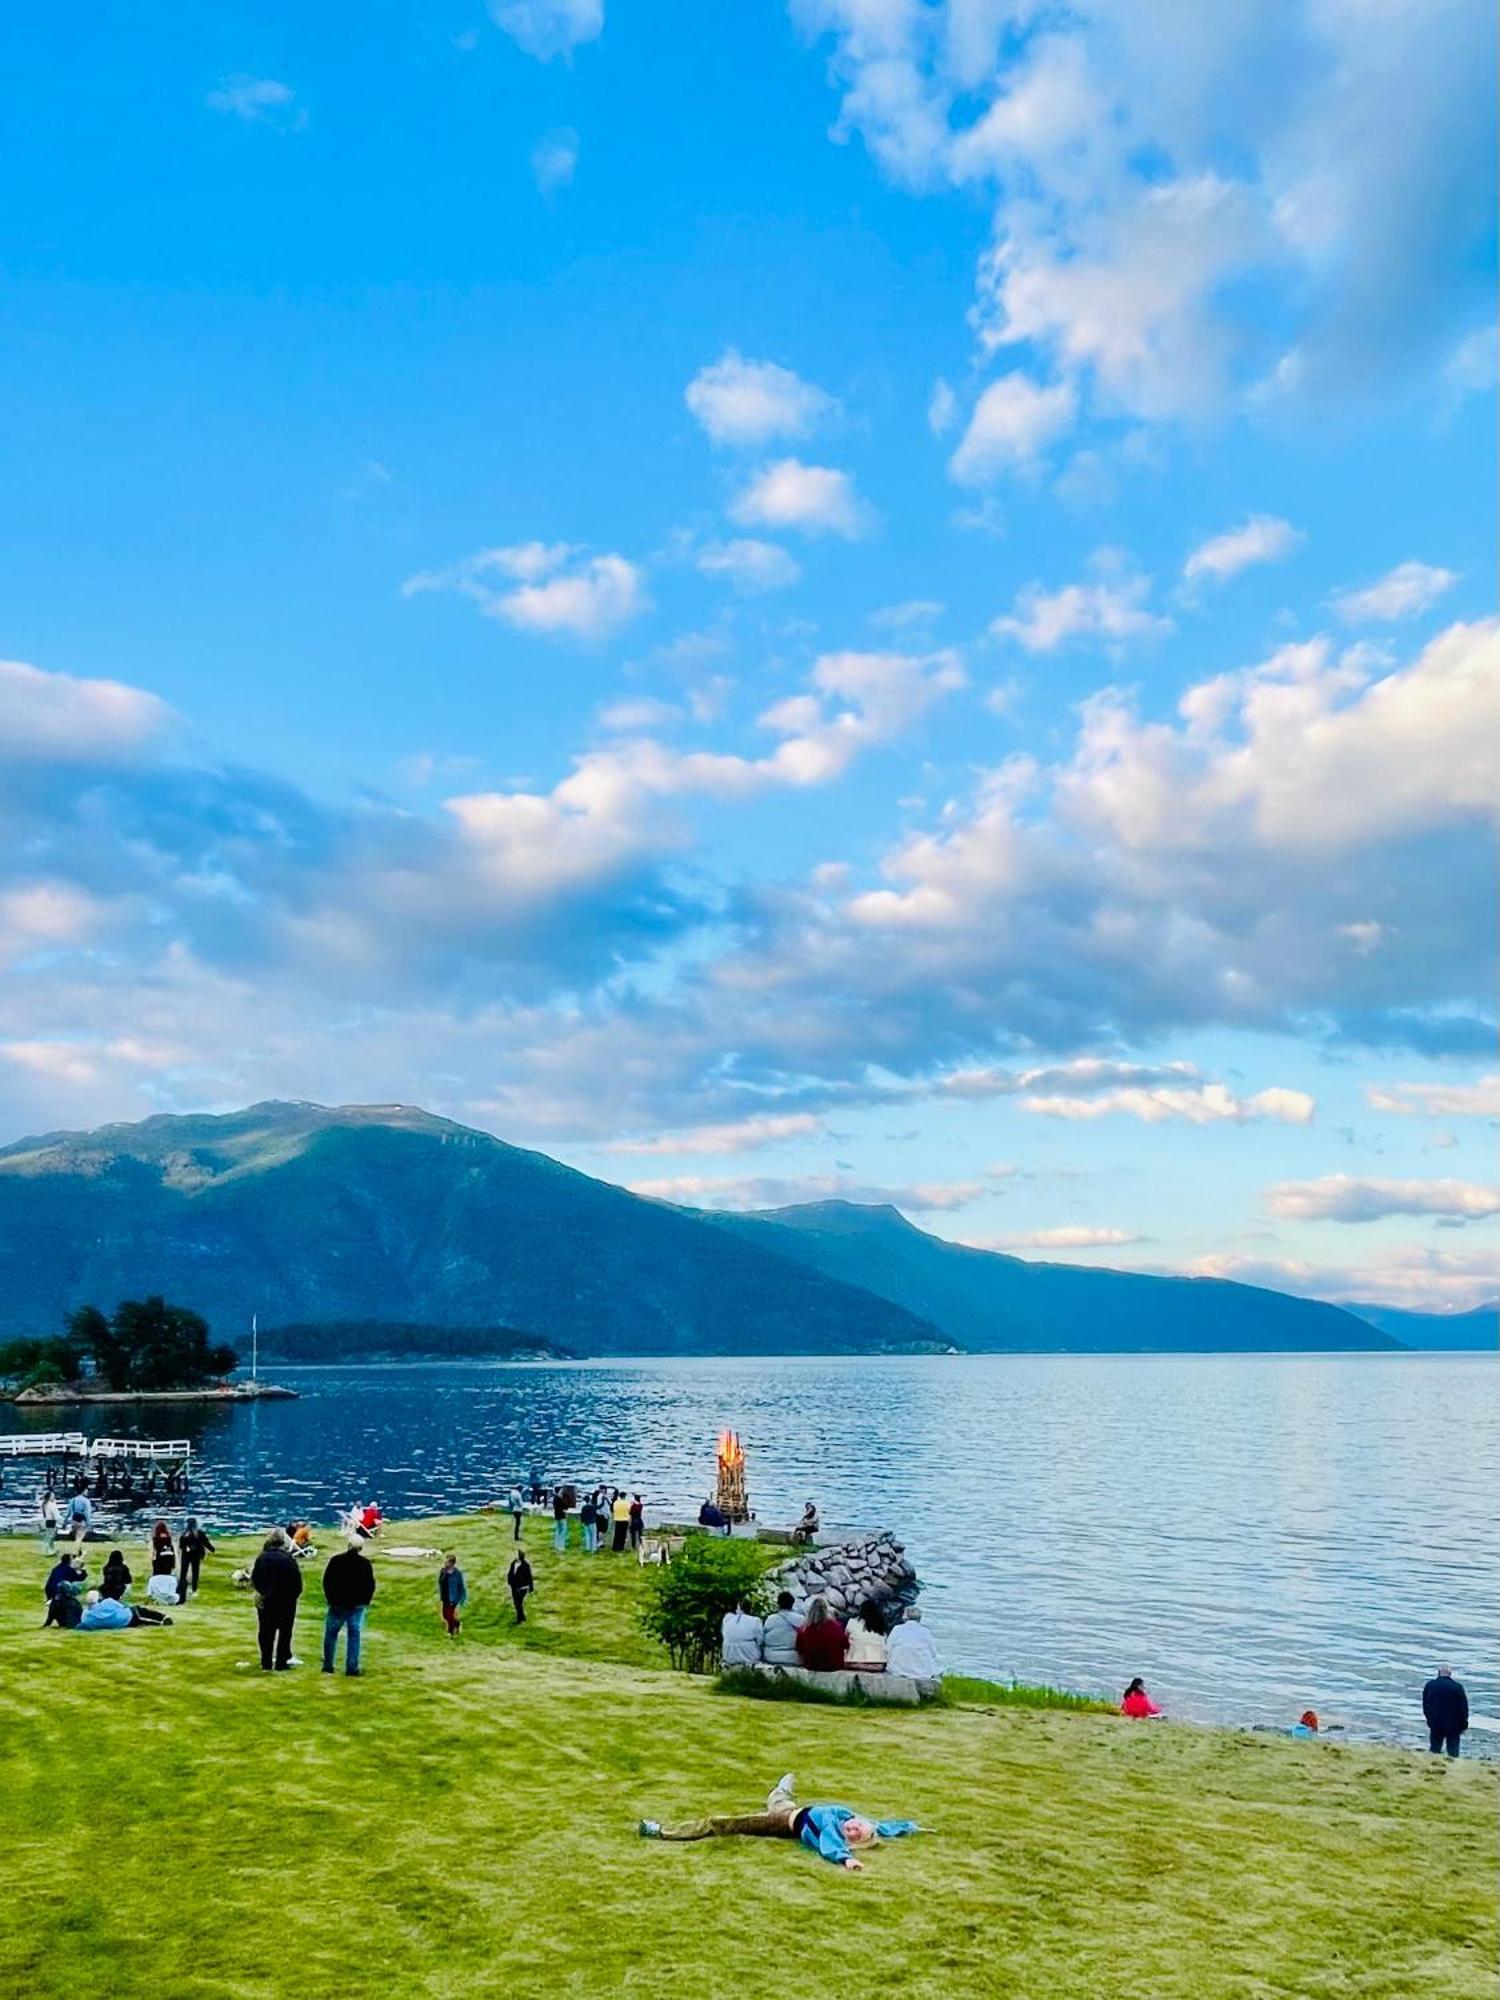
left=39, top=1510, right=216, bottom=1630
left=523, top=1482, right=646, bottom=1555
left=720, top=1591, right=942, bottom=1680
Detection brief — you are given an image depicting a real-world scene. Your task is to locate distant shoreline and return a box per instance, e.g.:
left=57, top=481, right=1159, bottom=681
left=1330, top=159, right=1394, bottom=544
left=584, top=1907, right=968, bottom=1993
left=1, top=1382, right=299, bottom=1406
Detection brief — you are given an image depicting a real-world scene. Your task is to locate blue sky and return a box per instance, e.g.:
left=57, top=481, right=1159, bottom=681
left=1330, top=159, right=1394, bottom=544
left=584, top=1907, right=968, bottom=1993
left=1, top=0, right=1495, bottom=1308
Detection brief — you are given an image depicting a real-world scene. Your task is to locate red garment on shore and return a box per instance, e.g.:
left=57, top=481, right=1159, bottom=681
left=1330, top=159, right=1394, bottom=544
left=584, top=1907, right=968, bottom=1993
left=795, top=1617, right=849, bottom=1671
left=1121, top=1690, right=1161, bottom=1718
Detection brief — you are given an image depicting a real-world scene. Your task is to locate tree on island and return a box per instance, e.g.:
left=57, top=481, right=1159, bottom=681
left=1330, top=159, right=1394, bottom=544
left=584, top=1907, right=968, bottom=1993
left=63, top=1297, right=238, bottom=1392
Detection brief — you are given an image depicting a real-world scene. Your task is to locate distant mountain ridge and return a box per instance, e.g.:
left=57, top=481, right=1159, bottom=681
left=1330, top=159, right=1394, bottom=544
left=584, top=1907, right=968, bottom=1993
left=1341, top=1300, right=1497, bottom=1351
left=0, top=1101, right=1401, bottom=1356
left=699, top=1200, right=1398, bottom=1354
left=0, top=1101, right=942, bottom=1358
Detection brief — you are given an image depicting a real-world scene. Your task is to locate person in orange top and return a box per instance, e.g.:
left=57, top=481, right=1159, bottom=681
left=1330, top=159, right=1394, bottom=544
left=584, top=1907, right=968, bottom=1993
left=1120, top=1676, right=1162, bottom=1718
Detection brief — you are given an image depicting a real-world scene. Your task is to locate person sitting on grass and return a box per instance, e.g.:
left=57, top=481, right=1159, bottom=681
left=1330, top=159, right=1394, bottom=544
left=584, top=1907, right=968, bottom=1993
left=884, top=1605, right=940, bottom=1681
left=720, top=1597, right=765, bottom=1668
left=79, top=1589, right=172, bottom=1630
left=845, top=1599, right=888, bottom=1671
left=147, top=1553, right=181, bottom=1608
left=794, top=1596, right=848, bottom=1672
left=101, top=1548, right=133, bottom=1601
left=1290, top=1709, right=1320, bottom=1738
left=42, top=1554, right=87, bottom=1628
left=507, top=1549, right=534, bottom=1624
left=438, top=1553, right=468, bottom=1637
left=761, top=1591, right=804, bottom=1667
left=640, top=1773, right=920, bottom=1872
left=1121, top=1677, right=1163, bottom=1718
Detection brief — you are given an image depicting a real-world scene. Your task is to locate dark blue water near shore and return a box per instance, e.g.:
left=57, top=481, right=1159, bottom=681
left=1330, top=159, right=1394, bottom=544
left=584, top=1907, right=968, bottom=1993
left=4, top=1351, right=1494, bottom=1745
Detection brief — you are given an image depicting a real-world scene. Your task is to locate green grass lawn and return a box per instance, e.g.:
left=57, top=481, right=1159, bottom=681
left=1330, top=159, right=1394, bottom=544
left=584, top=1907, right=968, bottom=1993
left=3, top=1515, right=1494, bottom=2000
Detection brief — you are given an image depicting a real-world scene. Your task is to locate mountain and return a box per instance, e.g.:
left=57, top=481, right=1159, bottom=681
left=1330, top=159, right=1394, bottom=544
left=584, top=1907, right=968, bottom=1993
left=0, top=1102, right=943, bottom=1357
left=1341, top=1301, right=1498, bottom=1351
left=258, top=1322, right=570, bottom=1363
left=700, top=1201, right=1399, bottom=1353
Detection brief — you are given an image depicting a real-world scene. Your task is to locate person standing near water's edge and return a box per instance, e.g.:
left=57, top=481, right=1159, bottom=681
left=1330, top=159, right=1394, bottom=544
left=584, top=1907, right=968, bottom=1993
left=177, top=1517, right=215, bottom=1601
left=1422, top=1666, right=1468, bottom=1757
left=508, top=1486, right=525, bottom=1541
left=507, top=1550, right=534, bottom=1623
left=250, top=1529, right=303, bottom=1672
left=322, top=1539, right=376, bottom=1676
left=552, top=1488, right=569, bottom=1553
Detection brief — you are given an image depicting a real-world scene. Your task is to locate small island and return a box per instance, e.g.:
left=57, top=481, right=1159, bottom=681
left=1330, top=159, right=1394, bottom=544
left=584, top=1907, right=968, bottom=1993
left=0, top=1295, right=297, bottom=1405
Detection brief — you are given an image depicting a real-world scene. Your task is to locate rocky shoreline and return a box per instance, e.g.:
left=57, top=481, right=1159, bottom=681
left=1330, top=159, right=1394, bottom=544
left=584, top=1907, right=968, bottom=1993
left=766, top=1528, right=918, bottom=1617
left=2, top=1382, right=298, bottom=1406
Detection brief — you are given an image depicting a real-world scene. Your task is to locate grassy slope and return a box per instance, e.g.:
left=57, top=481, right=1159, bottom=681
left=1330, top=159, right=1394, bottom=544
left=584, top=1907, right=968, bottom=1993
left=2, top=1517, right=1494, bottom=2000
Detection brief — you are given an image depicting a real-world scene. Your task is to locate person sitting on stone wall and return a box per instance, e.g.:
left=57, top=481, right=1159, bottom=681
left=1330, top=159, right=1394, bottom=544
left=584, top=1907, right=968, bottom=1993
left=845, top=1599, right=889, bottom=1671
left=884, top=1605, right=940, bottom=1681
left=794, top=1596, right=848, bottom=1672
left=761, top=1591, right=804, bottom=1666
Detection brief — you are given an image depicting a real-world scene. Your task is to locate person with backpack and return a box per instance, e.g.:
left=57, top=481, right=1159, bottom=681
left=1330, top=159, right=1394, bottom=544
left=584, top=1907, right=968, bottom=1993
left=321, top=1538, right=377, bottom=1676
left=250, top=1528, right=304, bottom=1672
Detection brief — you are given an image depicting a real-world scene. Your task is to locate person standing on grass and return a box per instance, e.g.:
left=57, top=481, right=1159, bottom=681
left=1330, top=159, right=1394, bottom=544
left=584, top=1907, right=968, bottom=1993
left=438, top=1553, right=468, bottom=1637
left=611, top=1490, right=631, bottom=1553
left=177, top=1517, right=215, bottom=1601
left=39, top=1487, right=59, bottom=1551
left=552, top=1486, right=569, bottom=1554
left=628, top=1494, right=645, bottom=1550
left=1422, top=1665, right=1469, bottom=1757
left=508, top=1485, right=526, bottom=1541
left=322, top=1538, right=377, bottom=1677
left=250, top=1528, right=303, bottom=1672
left=507, top=1549, right=534, bottom=1623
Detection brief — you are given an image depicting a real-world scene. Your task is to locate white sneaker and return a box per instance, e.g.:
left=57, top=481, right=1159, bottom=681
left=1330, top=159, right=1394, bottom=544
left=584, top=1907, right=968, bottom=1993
left=767, top=1773, right=796, bottom=1811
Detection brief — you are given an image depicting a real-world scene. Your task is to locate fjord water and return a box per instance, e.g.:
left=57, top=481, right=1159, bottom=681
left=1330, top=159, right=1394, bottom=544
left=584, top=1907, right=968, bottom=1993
left=7, top=1351, right=1494, bottom=1744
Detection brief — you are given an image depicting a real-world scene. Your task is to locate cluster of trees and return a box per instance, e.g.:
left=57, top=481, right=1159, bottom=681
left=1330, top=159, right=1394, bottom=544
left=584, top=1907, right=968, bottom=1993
left=0, top=1297, right=237, bottom=1393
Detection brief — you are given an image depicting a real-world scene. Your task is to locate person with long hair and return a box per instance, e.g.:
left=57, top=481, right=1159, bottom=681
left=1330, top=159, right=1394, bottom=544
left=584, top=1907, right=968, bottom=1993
left=794, top=1596, right=848, bottom=1672
left=1121, top=1677, right=1162, bottom=1718
left=845, top=1599, right=889, bottom=1672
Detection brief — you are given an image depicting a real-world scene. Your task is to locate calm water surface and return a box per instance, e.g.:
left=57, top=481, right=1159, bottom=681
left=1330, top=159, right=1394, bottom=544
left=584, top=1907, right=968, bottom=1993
left=4, top=1352, right=1494, bottom=1745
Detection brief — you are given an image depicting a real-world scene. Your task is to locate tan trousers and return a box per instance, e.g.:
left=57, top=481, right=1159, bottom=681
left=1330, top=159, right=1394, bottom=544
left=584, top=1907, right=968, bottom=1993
left=658, top=1807, right=798, bottom=1842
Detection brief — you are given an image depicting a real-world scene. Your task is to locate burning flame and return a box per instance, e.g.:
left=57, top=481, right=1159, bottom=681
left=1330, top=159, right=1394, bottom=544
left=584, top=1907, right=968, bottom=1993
left=716, top=1428, right=744, bottom=1471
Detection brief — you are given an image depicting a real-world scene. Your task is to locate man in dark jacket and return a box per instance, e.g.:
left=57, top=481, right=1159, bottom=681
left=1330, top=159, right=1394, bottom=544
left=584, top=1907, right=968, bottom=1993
left=250, top=1529, right=303, bottom=1671
left=1421, top=1665, right=1469, bottom=1757
left=322, top=1539, right=377, bottom=1676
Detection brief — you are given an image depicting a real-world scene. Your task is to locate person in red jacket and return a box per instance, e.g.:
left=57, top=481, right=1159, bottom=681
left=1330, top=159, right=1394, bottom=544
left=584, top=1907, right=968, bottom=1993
left=1121, top=1676, right=1162, bottom=1718
left=794, top=1597, right=848, bottom=1671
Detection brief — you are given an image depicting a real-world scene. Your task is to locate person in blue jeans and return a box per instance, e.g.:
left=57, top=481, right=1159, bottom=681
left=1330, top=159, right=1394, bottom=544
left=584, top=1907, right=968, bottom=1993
left=321, top=1540, right=376, bottom=1676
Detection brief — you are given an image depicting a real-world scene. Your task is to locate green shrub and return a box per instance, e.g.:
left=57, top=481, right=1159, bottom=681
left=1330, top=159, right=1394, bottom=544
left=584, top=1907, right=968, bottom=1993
left=639, top=1533, right=772, bottom=1673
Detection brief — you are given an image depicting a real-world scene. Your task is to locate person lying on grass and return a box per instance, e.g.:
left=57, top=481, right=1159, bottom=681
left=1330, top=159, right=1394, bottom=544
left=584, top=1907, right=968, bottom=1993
left=639, top=1773, right=920, bottom=1871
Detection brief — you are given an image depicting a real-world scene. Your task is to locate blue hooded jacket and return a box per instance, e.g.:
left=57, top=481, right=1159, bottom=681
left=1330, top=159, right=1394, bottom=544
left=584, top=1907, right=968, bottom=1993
left=798, top=1804, right=920, bottom=1865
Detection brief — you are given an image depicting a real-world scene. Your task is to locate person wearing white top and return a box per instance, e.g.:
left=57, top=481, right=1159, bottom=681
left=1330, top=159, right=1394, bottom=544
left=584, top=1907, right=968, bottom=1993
left=720, top=1602, right=765, bottom=1669
left=145, top=1568, right=180, bottom=1607
left=884, top=1608, right=940, bottom=1680
left=844, top=1602, right=889, bottom=1671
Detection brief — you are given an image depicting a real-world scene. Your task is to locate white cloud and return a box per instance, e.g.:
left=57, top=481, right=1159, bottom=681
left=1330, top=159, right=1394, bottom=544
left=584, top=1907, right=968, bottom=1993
left=530, top=127, right=579, bottom=193
left=0, top=1039, right=101, bottom=1087
left=985, top=1226, right=1142, bottom=1250
left=1265, top=1175, right=1500, bottom=1224
left=1333, top=561, right=1458, bottom=624
left=627, top=1171, right=985, bottom=1211
left=1445, top=324, right=1498, bottom=400
left=685, top=352, right=835, bottom=446
left=1187, top=1246, right=1497, bottom=1314
left=1366, top=1077, right=1500, bottom=1119
left=0, top=658, right=172, bottom=763
left=992, top=573, right=1170, bottom=653
left=489, top=0, right=602, bottom=60
left=604, top=1112, right=823, bottom=1155
left=948, top=373, right=1076, bottom=484
left=1025, top=1082, right=1314, bottom=1127
left=404, top=544, right=648, bottom=641
left=696, top=538, right=802, bottom=594
left=927, top=377, right=958, bottom=435
left=1183, top=515, right=1302, bottom=585
left=596, top=697, right=683, bottom=734
left=206, top=76, right=303, bottom=127
left=730, top=458, right=867, bottom=538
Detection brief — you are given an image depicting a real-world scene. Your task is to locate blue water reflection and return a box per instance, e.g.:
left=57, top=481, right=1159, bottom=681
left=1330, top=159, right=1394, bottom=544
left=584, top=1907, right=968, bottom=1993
left=4, top=1351, right=1493, bottom=1744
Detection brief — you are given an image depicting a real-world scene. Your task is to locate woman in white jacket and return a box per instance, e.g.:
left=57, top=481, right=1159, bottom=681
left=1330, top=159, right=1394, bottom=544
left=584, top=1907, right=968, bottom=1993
left=844, top=1599, right=889, bottom=1671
